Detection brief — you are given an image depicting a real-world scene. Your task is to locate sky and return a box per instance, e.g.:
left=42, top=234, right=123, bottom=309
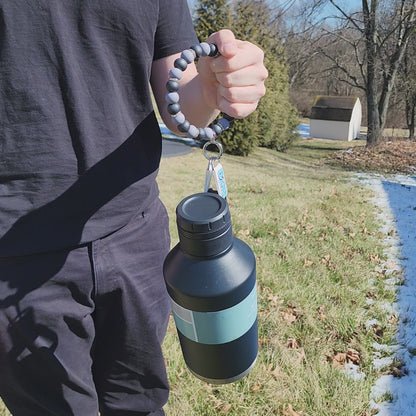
left=187, top=0, right=363, bottom=14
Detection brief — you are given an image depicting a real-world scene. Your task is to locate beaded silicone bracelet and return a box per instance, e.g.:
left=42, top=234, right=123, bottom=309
left=165, top=42, right=234, bottom=143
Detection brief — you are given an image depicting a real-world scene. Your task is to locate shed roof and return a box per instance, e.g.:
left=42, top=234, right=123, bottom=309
left=310, top=96, right=359, bottom=122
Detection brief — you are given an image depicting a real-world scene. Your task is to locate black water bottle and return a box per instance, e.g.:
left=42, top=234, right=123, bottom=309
left=163, top=192, right=257, bottom=384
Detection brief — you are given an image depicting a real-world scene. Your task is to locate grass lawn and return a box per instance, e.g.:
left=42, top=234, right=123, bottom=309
left=159, top=138, right=395, bottom=415
left=0, top=138, right=396, bottom=415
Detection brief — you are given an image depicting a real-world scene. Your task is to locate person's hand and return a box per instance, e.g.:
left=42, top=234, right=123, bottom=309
left=198, top=29, right=268, bottom=119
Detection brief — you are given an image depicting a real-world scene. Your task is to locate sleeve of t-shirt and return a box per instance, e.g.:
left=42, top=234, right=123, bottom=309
left=153, top=0, right=199, bottom=60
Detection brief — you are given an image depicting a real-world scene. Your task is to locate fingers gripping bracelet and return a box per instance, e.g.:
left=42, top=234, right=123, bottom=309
left=165, top=42, right=235, bottom=143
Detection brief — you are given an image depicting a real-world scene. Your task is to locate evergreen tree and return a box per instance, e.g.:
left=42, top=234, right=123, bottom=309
left=229, top=0, right=299, bottom=153
left=193, top=0, right=232, bottom=41
left=192, top=0, right=299, bottom=155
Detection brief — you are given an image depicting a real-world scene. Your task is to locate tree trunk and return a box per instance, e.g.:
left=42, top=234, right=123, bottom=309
left=407, top=97, right=416, bottom=140
left=363, top=0, right=383, bottom=146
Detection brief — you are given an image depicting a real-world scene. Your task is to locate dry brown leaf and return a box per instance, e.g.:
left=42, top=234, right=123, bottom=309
left=267, top=294, right=282, bottom=307
left=286, top=338, right=300, bottom=349
left=282, top=311, right=297, bottom=324
left=327, top=348, right=361, bottom=369
left=258, top=338, right=271, bottom=347
left=321, top=254, right=331, bottom=264
left=278, top=251, right=289, bottom=261
left=268, top=363, right=281, bottom=380
left=238, top=229, right=250, bottom=236
left=346, top=348, right=361, bottom=364
left=369, top=253, right=381, bottom=263
left=303, top=258, right=314, bottom=267
left=220, top=404, right=232, bottom=414
left=317, top=305, right=326, bottom=320
left=251, top=382, right=262, bottom=392
left=282, top=305, right=302, bottom=324
left=327, top=352, right=347, bottom=369
left=282, top=403, right=303, bottom=415
left=386, top=260, right=397, bottom=269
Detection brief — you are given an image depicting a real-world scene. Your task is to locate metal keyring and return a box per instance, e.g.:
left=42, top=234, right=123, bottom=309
left=203, top=140, right=223, bottom=161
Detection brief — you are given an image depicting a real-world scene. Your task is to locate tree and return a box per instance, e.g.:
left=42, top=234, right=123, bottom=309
left=192, top=0, right=298, bottom=155
left=193, top=0, right=258, bottom=156
left=361, top=0, right=416, bottom=145
left=401, top=36, right=416, bottom=139
left=286, top=0, right=416, bottom=146
left=227, top=0, right=299, bottom=154
left=326, top=0, right=416, bottom=145
left=193, top=0, right=232, bottom=41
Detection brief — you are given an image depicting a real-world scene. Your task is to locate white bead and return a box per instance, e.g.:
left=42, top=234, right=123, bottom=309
left=165, top=92, right=179, bottom=104
left=172, top=112, right=186, bottom=125
left=200, top=42, right=211, bottom=56
left=204, top=127, right=215, bottom=140
left=169, top=67, right=183, bottom=80
left=181, top=49, right=195, bottom=64
left=186, top=125, right=199, bottom=138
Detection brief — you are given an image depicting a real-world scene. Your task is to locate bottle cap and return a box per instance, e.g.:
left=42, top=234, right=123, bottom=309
left=176, top=193, right=233, bottom=257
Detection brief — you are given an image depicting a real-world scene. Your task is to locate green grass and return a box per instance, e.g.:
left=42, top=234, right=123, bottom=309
left=0, top=138, right=396, bottom=415
left=159, top=139, right=394, bottom=416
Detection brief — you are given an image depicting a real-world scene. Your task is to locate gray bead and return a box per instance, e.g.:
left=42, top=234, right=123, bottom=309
left=186, top=125, right=199, bottom=138
left=169, top=67, right=183, bottom=80
left=174, top=58, right=188, bottom=71
left=200, top=42, right=211, bottom=56
left=166, top=79, right=179, bottom=92
left=172, top=112, right=185, bottom=125
left=181, top=49, right=195, bottom=64
left=191, top=44, right=203, bottom=58
left=209, top=43, right=219, bottom=57
left=217, top=118, right=230, bottom=131
left=178, top=121, right=190, bottom=133
left=167, top=103, right=181, bottom=115
left=212, top=124, right=223, bottom=135
left=198, top=128, right=206, bottom=139
left=165, top=92, right=179, bottom=104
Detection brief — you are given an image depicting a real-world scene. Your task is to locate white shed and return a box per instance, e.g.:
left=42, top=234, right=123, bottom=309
left=309, top=96, right=362, bottom=141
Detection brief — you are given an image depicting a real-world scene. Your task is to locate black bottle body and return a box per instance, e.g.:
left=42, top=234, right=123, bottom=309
left=163, top=193, right=258, bottom=384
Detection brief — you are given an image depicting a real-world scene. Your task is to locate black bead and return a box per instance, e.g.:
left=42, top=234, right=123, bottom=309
left=174, top=58, right=188, bottom=71
left=190, top=44, right=203, bottom=58
left=209, top=44, right=219, bottom=57
left=223, top=114, right=235, bottom=122
left=167, top=103, right=181, bottom=115
left=212, top=123, right=223, bottom=135
left=178, top=120, right=190, bottom=133
left=166, top=80, right=179, bottom=92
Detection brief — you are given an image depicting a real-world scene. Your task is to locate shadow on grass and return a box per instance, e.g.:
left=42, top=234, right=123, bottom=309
left=373, top=177, right=416, bottom=414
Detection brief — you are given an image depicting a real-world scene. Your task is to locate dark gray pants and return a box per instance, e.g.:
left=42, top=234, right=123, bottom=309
left=0, top=198, right=171, bottom=416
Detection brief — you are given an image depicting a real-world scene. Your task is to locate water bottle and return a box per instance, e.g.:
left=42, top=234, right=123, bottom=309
left=163, top=192, right=257, bottom=384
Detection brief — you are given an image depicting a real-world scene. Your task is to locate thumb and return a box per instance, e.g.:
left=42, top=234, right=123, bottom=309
left=207, top=29, right=238, bottom=58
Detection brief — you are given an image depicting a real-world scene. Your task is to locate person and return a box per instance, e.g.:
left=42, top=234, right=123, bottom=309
left=0, top=1, right=267, bottom=415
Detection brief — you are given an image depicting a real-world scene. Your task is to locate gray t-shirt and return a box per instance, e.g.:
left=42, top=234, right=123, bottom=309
left=0, top=0, right=197, bottom=255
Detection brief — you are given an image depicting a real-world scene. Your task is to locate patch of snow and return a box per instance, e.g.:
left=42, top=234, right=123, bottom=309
left=342, top=363, right=366, bottom=380
left=354, top=173, right=416, bottom=415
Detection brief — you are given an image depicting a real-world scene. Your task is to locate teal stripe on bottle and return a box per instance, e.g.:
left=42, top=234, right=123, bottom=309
left=170, top=283, right=257, bottom=345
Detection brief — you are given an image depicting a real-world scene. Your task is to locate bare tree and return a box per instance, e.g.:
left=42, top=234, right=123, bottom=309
left=363, top=0, right=416, bottom=145
left=401, top=37, right=416, bottom=139
left=286, top=0, right=416, bottom=146
left=321, top=0, right=416, bottom=145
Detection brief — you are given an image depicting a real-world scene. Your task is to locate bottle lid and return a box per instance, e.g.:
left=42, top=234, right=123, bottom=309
left=176, top=192, right=231, bottom=234
left=176, top=193, right=233, bottom=257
